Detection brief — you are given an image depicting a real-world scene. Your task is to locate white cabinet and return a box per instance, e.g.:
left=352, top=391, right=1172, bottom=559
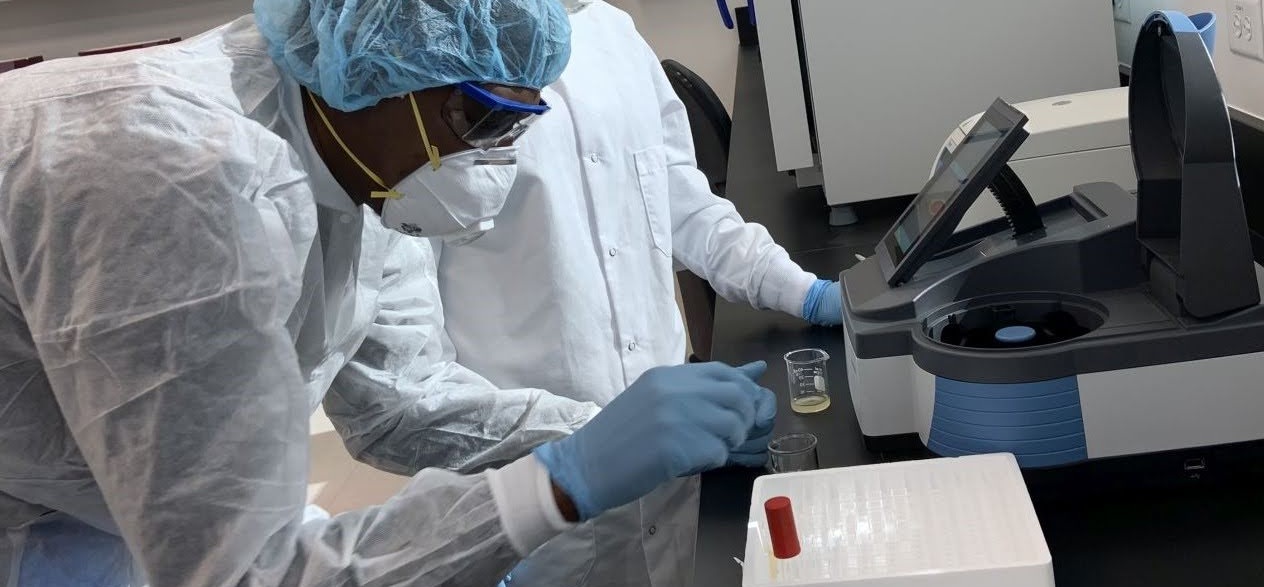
left=759, top=0, right=1119, bottom=208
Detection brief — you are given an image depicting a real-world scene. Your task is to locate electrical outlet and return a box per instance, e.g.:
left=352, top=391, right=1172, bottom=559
left=1114, top=0, right=1132, bottom=23
left=1230, top=0, right=1264, bottom=61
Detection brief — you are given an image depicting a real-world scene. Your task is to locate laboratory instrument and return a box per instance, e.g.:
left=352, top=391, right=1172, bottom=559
left=933, top=12, right=1214, bottom=232
left=841, top=11, right=1264, bottom=469
left=783, top=349, right=830, bottom=413
left=754, top=0, right=1118, bottom=222
left=743, top=453, right=1052, bottom=587
left=767, top=433, right=819, bottom=473
left=936, top=87, right=1134, bottom=231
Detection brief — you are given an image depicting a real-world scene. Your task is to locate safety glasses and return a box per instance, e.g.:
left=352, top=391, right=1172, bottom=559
left=443, top=82, right=549, bottom=149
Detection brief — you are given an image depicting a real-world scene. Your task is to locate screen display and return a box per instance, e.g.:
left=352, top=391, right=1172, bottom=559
left=888, top=119, right=1005, bottom=263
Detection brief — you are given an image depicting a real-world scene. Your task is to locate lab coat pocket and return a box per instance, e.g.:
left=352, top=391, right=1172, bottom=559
left=634, top=145, right=672, bottom=257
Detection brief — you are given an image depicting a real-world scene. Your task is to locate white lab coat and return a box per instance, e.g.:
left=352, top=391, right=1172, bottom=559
left=0, top=17, right=580, bottom=587
left=334, top=4, right=817, bottom=587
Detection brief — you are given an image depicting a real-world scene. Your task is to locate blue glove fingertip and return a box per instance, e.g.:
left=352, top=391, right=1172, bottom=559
left=728, top=451, right=770, bottom=468
left=686, top=437, right=737, bottom=476
left=754, top=388, right=777, bottom=426
left=736, top=360, right=768, bottom=381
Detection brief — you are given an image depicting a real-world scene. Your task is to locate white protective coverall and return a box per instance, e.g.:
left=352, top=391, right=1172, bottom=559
left=329, top=3, right=818, bottom=586
left=0, top=17, right=588, bottom=587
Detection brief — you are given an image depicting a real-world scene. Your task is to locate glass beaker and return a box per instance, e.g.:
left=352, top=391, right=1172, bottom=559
left=767, top=433, right=820, bottom=473
left=784, top=348, right=831, bottom=414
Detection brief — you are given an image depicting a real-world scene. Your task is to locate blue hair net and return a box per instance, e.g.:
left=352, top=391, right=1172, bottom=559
left=254, top=0, right=572, bottom=112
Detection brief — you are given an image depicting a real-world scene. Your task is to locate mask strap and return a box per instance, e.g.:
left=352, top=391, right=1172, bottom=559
left=305, top=89, right=402, bottom=200
left=409, top=93, right=443, bottom=171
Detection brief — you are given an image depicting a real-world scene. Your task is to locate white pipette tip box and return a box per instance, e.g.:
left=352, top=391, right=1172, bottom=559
left=743, top=453, right=1054, bottom=587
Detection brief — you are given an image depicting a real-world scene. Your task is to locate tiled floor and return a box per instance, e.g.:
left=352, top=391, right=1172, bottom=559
left=307, top=411, right=410, bottom=514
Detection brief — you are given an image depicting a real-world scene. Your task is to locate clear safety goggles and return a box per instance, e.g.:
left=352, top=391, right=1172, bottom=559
left=443, top=82, right=550, bottom=150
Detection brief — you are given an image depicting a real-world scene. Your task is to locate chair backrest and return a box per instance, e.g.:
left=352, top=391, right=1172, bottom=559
left=661, top=60, right=730, bottom=362
left=0, top=56, right=43, bottom=74
left=79, top=37, right=182, bottom=57
left=661, top=59, right=732, bottom=197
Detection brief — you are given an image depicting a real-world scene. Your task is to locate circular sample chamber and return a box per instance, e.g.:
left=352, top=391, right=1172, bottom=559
left=924, top=293, right=1107, bottom=350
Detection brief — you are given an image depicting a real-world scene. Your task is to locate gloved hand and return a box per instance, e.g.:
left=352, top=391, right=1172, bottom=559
left=727, top=418, right=774, bottom=468
left=801, top=279, right=843, bottom=326
left=727, top=373, right=776, bottom=467
left=534, top=361, right=775, bottom=520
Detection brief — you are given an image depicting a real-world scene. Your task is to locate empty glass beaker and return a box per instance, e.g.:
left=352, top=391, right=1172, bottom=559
left=768, top=433, right=820, bottom=473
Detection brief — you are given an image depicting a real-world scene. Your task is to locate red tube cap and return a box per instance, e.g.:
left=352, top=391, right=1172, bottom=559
left=764, top=496, right=801, bottom=559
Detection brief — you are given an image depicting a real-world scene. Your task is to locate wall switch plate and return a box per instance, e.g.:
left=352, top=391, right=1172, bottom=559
left=1230, top=0, right=1264, bottom=61
left=1114, top=0, right=1132, bottom=23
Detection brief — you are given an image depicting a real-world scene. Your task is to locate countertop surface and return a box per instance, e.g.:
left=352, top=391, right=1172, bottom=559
left=693, top=45, right=1264, bottom=587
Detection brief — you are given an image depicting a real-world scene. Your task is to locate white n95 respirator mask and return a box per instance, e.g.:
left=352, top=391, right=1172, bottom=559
left=380, top=147, right=519, bottom=245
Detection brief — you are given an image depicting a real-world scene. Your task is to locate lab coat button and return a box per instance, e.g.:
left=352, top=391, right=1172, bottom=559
left=608, top=248, right=618, bottom=257
left=588, top=153, right=600, bottom=163
left=648, top=525, right=657, bottom=536
left=627, top=341, right=638, bottom=351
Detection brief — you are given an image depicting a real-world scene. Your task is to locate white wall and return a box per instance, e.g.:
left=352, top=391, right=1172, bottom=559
left=1116, top=0, right=1167, bottom=66
left=1183, top=0, right=1264, bottom=119
left=1116, top=0, right=1264, bottom=120
left=1, top=0, right=740, bottom=113
left=0, top=0, right=250, bottom=61
left=607, top=0, right=740, bottom=112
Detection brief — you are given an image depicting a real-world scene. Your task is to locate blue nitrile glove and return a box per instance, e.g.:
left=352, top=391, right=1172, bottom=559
left=728, top=365, right=776, bottom=467
left=534, top=361, right=775, bottom=520
left=727, top=415, right=775, bottom=467
left=801, top=279, right=843, bottom=326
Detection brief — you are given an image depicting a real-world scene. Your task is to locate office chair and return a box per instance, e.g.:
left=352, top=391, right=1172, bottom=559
left=662, top=59, right=732, bottom=196
left=0, top=56, right=43, bottom=74
left=78, top=37, right=182, bottom=57
left=661, top=59, right=732, bottom=362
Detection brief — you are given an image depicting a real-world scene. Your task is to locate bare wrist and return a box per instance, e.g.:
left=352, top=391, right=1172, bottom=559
left=550, top=480, right=580, bottom=522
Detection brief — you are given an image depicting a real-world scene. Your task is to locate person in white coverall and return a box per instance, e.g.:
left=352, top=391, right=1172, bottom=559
left=0, top=0, right=780, bottom=585
left=327, top=2, right=847, bottom=586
